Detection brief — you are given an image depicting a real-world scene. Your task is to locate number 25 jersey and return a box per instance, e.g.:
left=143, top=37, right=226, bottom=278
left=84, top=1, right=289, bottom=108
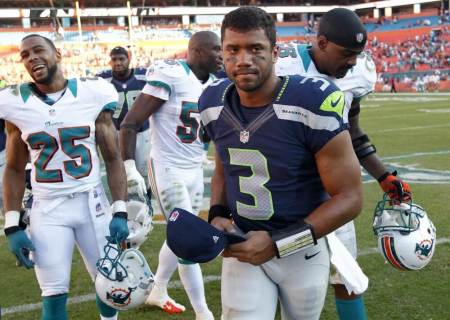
left=0, top=78, right=118, bottom=198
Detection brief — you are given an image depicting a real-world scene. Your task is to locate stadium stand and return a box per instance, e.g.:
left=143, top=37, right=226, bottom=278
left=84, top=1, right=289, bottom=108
left=0, top=0, right=449, bottom=92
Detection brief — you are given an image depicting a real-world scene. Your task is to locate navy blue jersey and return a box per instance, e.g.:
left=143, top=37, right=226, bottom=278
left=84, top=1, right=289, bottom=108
left=97, top=68, right=149, bottom=131
left=199, top=75, right=348, bottom=233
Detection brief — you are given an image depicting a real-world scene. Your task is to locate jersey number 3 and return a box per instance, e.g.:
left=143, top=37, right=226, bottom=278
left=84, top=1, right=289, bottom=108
left=229, top=148, right=274, bottom=220
left=27, top=126, right=92, bottom=183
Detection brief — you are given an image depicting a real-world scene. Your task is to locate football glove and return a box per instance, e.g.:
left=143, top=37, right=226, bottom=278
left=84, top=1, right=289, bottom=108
left=107, top=201, right=129, bottom=244
left=378, top=171, right=411, bottom=202
left=124, top=159, right=147, bottom=202
left=4, top=211, right=35, bottom=269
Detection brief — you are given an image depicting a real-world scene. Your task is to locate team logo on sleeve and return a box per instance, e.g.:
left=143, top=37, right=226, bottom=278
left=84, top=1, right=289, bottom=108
left=319, top=91, right=345, bottom=118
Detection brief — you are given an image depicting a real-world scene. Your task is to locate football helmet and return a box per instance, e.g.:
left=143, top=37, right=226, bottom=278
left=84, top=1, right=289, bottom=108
left=95, top=242, right=154, bottom=310
left=373, top=193, right=436, bottom=270
left=125, top=200, right=153, bottom=249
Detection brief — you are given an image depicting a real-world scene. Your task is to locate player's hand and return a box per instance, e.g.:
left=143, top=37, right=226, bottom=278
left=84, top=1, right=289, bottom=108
left=107, top=213, right=129, bottom=244
left=223, top=231, right=277, bottom=266
left=210, top=216, right=237, bottom=234
left=378, top=171, right=411, bottom=202
left=124, top=159, right=147, bottom=201
left=6, top=229, right=35, bottom=269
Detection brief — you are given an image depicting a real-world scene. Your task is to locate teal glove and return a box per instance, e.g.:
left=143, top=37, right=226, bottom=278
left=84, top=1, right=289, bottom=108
left=107, top=212, right=129, bottom=244
left=6, top=228, right=35, bottom=269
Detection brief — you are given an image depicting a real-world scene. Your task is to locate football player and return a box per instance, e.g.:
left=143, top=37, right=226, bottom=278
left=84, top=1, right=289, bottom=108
left=119, top=31, right=222, bottom=320
left=1, top=35, right=128, bottom=320
left=199, top=7, right=363, bottom=320
left=97, top=47, right=152, bottom=202
left=275, top=8, right=411, bottom=320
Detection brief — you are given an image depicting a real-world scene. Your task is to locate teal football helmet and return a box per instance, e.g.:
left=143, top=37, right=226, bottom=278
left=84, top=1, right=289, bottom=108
left=95, top=242, right=154, bottom=310
left=373, top=193, right=436, bottom=271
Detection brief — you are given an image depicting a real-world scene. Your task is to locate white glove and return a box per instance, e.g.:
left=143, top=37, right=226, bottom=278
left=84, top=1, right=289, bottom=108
left=124, top=159, right=147, bottom=201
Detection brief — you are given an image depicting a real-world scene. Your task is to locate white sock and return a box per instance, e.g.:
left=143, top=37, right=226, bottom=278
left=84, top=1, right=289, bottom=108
left=178, top=263, right=208, bottom=314
left=100, top=314, right=117, bottom=320
left=153, top=241, right=179, bottom=287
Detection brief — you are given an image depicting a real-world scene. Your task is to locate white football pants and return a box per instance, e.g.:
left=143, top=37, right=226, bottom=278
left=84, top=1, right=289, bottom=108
left=29, top=184, right=111, bottom=296
left=221, top=238, right=330, bottom=320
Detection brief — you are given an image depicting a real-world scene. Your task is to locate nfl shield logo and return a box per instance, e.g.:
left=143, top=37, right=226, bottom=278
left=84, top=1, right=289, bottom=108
left=49, top=109, right=56, bottom=117
left=356, top=33, right=364, bottom=43
left=240, top=130, right=250, bottom=143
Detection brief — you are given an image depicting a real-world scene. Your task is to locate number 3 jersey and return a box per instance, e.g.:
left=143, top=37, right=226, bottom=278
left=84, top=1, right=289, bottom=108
left=199, top=76, right=348, bottom=233
left=275, top=44, right=376, bottom=122
left=142, top=59, right=216, bottom=167
left=0, top=78, right=118, bottom=198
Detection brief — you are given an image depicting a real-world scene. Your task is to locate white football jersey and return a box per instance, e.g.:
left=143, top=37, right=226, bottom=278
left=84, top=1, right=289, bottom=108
left=142, top=59, right=216, bottom=167
left=0, top=78, right=118, bottom=198
left=276, top=43, right=376, bottom=122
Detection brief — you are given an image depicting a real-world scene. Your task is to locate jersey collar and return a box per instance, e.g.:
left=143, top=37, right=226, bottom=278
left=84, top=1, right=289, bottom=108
left=19, top=78, right=77, bottom=103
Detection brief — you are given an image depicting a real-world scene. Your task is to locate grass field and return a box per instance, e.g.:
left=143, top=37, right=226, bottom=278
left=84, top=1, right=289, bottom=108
left=1, top=93, right=450, bottom=319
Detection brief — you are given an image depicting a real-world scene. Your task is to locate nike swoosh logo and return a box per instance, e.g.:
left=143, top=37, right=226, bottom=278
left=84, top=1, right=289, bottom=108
left=305, top=251, right=321, bottom=260
left=331, top=96, right=342, bottom=108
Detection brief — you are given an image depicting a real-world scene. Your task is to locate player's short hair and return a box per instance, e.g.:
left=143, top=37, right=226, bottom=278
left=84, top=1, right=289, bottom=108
left=221, top=6, right=276, bottom=48
left=21, top=34, right=57, bottom=52
left=318, top=8, right=367, bottom=50
left=110, top=46, right=129, bottom=58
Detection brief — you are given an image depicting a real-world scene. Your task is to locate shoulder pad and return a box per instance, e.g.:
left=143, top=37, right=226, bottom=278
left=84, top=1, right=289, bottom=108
left=151, top=59, right=188, bottom=78
left=354, top=52, right=377, bottom=86
left=199, top=78, right=232, bottom=111
left=134, top=67, right=148, bottom=75
left=80, top=76, right=100, bottom=81
left=96, top=70, right=112, bottom=78
left=1, top=84, right=20, bottom=96
left=281, top=75, right=344, bottom=118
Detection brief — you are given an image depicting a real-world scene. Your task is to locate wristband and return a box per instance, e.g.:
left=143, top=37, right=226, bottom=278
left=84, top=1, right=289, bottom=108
left=4, top=210, right=20, bottom=229
left=208, top=205, right=231, bottom=224
left=352, top=134, right=376, bottom=160
left=377, top=170, right=397, bottom=183
left=112, top=200, right=127, bottom=214
left=270, top=221, right=317, bottom=258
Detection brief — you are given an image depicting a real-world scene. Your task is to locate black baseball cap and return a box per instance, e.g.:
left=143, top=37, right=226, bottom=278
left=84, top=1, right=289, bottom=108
left=110, top=46, right=129, bottom=57
left=319, top=8, right=367, bottom=50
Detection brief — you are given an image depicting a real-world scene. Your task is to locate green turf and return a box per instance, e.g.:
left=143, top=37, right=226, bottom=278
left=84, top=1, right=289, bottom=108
left=1, top=93, right=450, bottom=319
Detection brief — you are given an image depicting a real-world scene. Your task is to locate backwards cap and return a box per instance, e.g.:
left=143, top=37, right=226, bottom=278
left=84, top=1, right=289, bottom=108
left=318, top=8, right=367, bottom=50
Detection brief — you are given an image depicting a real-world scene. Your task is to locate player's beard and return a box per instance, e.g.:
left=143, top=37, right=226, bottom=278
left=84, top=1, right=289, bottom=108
left=234, top=67, right=272, bottom=93
left=33, top=63, right=58, bottom=85
left=113, top=68, right=129, bottom=79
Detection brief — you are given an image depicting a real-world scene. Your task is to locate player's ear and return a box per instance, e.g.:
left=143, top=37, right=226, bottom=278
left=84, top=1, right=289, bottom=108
left=317, top=35, right=329, bottom=51
left=272, top=44, right=279, bottom=63
left=55, top=49, right=62, bottom=62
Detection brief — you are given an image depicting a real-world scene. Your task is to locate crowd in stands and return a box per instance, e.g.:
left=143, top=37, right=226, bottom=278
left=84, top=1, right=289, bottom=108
left=0, top=42, right=186, bottom=83
left=367, top=28, right=450, bottom=73
left=1, top=10, right=449, bottom=92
